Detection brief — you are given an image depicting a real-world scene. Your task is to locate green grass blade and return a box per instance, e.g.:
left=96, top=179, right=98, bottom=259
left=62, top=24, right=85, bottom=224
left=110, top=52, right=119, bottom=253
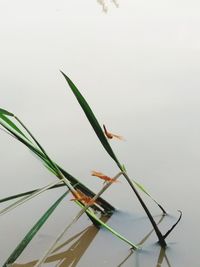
left=0, top=113, right=115, bottom=213
left=0, top=115, right=115, bottom=213
left=3, top=191, right=68, bottom=266
left=0, top=108, right=13, bottom=116
left=0, top=113, right=28, bottom=140
left=78, top=202, right=138, bottom=249
left=60, top=73, right=168, bottom=245
left=132, top=180, right=166, bottom=214
left=60, top=71, right=119, bottom=165
left=0, top=180, right=62, bottom=216
left=60, top=72, right=166, bottom=214
left=0, top=183, right=66, bottom=204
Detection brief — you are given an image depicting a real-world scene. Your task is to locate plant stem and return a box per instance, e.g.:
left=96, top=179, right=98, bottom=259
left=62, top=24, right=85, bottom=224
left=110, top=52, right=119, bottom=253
left=121, top=170, right=166, bottom=247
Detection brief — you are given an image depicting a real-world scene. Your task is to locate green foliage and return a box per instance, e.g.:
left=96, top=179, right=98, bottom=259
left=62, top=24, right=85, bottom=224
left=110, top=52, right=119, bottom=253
left=3, top=191, right=69, bottom=266
left=61, top=71, right=166, bottom=214
left=0, top=72, right=182, bottom=264
left=0, top=104, right=138, bottom=264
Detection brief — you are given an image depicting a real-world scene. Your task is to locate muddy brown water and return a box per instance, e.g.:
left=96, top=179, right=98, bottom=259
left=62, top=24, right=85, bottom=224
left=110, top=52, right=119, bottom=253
left=0, top=0, right=199, bottom=266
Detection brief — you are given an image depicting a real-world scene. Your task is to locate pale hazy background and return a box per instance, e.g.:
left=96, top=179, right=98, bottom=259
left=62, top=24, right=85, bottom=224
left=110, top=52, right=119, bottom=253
left=0, top=1, right=200, bottom=266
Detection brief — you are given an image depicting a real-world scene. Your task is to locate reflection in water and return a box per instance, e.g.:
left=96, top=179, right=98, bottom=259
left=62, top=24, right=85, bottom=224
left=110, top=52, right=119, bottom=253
left=117, top=215, right=172, bottom=267
left=12, top=215, right=110, bottom=267
left=156, top=247, right=171, bottom=267
left=12, top=215, right=172, bottom=267
left=117, top=245, right=172, bottom=267
left=117, top=250, right=134, bottom=267
left=137, top=215, right=165, bottom=247
left=97, top=0, right=119, bottom=13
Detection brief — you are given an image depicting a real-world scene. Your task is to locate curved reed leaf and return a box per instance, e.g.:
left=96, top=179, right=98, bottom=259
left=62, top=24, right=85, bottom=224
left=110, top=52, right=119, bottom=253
left=3, top=191, right=69, bottom=267
left=163, top=210, right=182, bottom=239
left=0, top=109, right=115, bottom=214
left=60, top=71, right=119, bottom=165
left=132, top=180, right=166, bottom=214
left=0, top=180, right=63, bottom=216
left=0, top=108, right=13, bottom=116
left=0, top=112, right=28, bottom=139
left=60, top=72, right=166, bottom=213
left=0, top=183, right=66, bottom=204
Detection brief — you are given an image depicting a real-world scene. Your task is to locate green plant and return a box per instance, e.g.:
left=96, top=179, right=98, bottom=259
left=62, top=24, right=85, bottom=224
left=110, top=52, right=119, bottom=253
left=0, top=72, right=181, bottom=265
left=60, top=71, right=182, bottom=247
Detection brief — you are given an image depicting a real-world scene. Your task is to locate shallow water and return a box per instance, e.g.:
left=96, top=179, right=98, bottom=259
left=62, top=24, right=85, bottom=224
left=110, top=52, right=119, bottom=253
left=0, top=0, right=200, bottom=266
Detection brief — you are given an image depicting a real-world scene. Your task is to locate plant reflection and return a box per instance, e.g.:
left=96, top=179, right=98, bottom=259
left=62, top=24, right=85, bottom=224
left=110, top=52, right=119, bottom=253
left=117, top=215, right=172, bottom=267
left=12, top=215, right=110, bottom=267
left=156, top=247, right=171, bottom=267
left=137, top=215, right=165, bottom=247
left=97, top=0, right=119, bottom=13
left=118, top=247, right=172, bottom=267
left=12, top=215, right=172, bottom=267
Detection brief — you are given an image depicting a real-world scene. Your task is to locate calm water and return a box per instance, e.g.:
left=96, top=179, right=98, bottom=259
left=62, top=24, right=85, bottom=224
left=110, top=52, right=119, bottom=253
left=0, top=0, right=200, bottom=266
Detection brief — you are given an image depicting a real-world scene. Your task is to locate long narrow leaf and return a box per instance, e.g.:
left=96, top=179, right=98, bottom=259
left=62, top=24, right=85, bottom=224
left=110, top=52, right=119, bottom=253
left=0, top=108, right=13, bottom=116
left=61, top=72, right=166, bottom=214
left=0, top=117, right=115, bottom=213
left=0, top=180, right=62, bottom=216
left=0, top=113, right=28, bottom=140
left=3, top=191, right=68, bottom=266
left=132, top=180, right=166, bottom=214
left=0, top=183, right=66, bottom=204
left=60, top=71, right=119, bottom=165
left=86, top=208, right=137, bottom=248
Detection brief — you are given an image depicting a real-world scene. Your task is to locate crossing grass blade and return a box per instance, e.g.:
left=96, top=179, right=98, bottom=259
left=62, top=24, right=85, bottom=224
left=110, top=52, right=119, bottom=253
left=0, top=180, right=62, bottom=216
left=0, top=183, right=66, bottom=204
left=2, top=191, right=69, bottom=267
left=0, top=111, right=115, bottom=213
left=0, top=112, right=28, bottom=140
left=0, top=109, right=139, bottom=253
left=132, top=180, right=166, bottom=214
